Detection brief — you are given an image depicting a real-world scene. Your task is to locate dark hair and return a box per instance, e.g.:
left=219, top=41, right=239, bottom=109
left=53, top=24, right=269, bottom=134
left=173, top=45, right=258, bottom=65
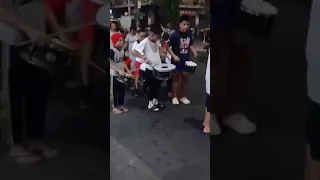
left=162, top=33, right=169, bottom=41
left=179, top=15, right=190, bottom=23
left=149, top=23, right=163, bottom=35
left=130, top=24, right=137, bottom=31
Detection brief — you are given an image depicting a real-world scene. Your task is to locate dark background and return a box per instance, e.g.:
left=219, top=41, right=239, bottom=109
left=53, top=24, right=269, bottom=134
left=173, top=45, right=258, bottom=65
left=211, top=0, right=311, bottom=179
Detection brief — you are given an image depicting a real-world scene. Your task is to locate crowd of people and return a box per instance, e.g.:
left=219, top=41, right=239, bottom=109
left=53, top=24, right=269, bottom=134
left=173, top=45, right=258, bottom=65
left=109, top=15, right=214, bottom=133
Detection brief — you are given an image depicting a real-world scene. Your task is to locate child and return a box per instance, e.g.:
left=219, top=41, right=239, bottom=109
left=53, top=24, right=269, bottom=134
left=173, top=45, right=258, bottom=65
left=110, top=33, right=130, bottom=114
left=132, top=29, right=147, bottom=96
left=167, top=15, right=198, bottom=105
left=132, top=23, right=164, bottom=112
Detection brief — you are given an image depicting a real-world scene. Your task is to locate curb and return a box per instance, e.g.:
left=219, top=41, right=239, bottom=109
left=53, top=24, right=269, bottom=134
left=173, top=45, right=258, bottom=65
left=110, top=137, right=160, bottom=180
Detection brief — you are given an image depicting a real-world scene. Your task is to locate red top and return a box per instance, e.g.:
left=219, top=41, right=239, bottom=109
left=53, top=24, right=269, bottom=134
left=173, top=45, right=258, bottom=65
left=46, top=0, right=98, bottom=46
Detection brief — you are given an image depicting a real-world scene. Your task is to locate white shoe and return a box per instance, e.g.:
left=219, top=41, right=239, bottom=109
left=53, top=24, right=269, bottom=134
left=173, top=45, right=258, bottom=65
left=152, top=98, right=158, bottom=105
left=180, top=97, right=190, bottom=104
left=148, top=100, right=154, bottom=109
left=222, top=113, right=256, bottom=134
left=172, top=97, right=179, bottom=105
left=211, top=116, right=222, bottom=135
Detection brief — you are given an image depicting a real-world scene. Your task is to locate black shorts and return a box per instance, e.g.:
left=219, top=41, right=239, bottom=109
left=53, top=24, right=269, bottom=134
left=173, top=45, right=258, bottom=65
left=307, top=101, right=320, bottom=161
left=206, top=93, right=210, bottom=113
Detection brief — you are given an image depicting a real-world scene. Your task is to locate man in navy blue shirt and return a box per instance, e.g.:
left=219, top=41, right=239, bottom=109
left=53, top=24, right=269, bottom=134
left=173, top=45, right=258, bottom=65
left=210, top=0, right=257, bottom=135
left=168, top=15, right=198, bottom=105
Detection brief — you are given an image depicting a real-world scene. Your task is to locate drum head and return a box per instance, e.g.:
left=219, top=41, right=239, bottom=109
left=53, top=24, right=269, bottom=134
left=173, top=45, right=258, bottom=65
left=154, top=64, right=176, bottom=72
left=140, top=63, right=153, bottom=71
left=185, top=61, right=197, bottom=67
left=96, top=5, right=110, bottom=28
left=242, top=0, right=278, bottom=15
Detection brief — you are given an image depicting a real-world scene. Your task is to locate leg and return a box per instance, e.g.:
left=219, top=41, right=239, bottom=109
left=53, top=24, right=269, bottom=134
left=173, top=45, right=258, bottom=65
left=8, top=46, right=43, bottom=163
left=172, top=71, right=182, bottom=104
left=112, top=78, right=121, bottom=112
left=144, top=70, right=161, bottom=111
left=306, top=101, right=320, bottom=180
left=25, top=67, right=50, bottom=142
left=134, top=61, right=142, bottom=96
left=167, top=78, right=173, bottom=98
left=117, top=80, right=128, bottom=112
left=179, top=72, right=191, bottom=104
left=221, top=30, right=256, bottom=134
left=211, top=29, right=231, bottom=117
left=80, top=42, right=93, bottom=109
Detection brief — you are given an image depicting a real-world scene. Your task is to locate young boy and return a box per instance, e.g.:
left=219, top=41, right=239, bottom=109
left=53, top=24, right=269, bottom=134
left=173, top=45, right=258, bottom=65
left=132, top=24, right=164, bottom=112
left=110, top=32, right=130, bottom=114
left=168, top=15, right=198, bottom=105
left=132, top=29, right=147, bottom=96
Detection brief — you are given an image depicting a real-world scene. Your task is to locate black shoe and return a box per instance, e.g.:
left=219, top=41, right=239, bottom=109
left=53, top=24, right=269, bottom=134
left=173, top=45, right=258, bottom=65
left=134, top=89, right=139, bottom=97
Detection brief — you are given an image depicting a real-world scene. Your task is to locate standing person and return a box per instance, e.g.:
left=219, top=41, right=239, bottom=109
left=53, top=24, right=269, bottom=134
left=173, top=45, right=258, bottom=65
left=132, top=29, right=147, bottom=96
left=167, top=15, right=198, bottom=105
left=110, top=21, right=119, bottom=49
left=210, top=0, right=256, bottom=135
left=110, top=32, right=130, bottom=114
left=132, top=24, right=164, bottom=112
left=203, top=49, right=210, bottom=133
left=0, top=0, right=71, bottom=164
left=305, top=0, right=320, bottom=178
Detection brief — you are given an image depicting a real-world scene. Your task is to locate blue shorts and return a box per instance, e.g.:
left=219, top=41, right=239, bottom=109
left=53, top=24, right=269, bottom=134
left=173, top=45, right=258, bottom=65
left=205, top=93, right=210, bottom=112
left=173, top=60, right=187, bottom=72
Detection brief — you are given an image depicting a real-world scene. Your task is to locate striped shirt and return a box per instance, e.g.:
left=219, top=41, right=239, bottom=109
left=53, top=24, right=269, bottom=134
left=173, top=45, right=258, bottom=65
left=0, top=0, right=45, bottom=45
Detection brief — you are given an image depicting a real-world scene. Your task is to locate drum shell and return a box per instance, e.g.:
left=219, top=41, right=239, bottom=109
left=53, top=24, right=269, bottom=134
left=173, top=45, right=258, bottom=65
left=184, top=65, right=197, bottom=74
left=236, top=9, right=276, bottom=39
left=153, top=69, right=172, bottom=80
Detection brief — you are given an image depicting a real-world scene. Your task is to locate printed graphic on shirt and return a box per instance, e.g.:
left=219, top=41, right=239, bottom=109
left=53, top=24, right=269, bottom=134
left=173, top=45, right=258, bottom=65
left=110, top=48, right=125, bottom=63
left=179, top=37, right=191, bottom=54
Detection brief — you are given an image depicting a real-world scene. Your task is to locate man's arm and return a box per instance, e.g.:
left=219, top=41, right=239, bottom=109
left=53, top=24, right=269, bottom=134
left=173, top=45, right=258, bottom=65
left=189, top=34, right=198, bottom=57
left=167, top=33, right=179, bottom=60
left=132, top=40, right=147, bottom=62
left=45, top=2, right=71, bottom=46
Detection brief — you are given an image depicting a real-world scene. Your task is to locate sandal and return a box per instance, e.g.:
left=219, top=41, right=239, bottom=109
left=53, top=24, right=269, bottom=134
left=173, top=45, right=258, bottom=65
left=10, top=145, right=42, bottom=164
left=113, top=107, right=123, bottom=114
left=119, top=106, right=128, bottom=112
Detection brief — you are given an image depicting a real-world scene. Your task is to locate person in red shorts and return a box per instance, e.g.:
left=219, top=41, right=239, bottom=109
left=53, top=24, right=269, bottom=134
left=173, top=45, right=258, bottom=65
left=131, top=30, right=147, bottom=96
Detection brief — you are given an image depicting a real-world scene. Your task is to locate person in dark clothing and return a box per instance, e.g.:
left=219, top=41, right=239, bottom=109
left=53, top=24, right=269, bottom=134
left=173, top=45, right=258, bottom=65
left=210, top=0, right=256, bottom=135
left=167, top=15, right=198, bottom=105
left=0, top=0, right=70, bottom=164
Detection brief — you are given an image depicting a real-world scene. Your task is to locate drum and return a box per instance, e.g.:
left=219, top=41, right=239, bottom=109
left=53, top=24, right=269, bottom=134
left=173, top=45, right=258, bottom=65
left=153, top=64, right=176, bottom=80
left=96, top=4, right=110, bottom=28
left=184, top=61, right=197, bottom=74
left=20, top=38, right=76, bottom=74
left=238, top=0, right=278, bottom=39
left=116, top=73, right=134, bottom=86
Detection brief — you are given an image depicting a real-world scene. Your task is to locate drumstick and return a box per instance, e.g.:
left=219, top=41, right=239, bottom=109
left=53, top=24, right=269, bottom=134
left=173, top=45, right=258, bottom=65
left=18, top=22, right=97, bottom=46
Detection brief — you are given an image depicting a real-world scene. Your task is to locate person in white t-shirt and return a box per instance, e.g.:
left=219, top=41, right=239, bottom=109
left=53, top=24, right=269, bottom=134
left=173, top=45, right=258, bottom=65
left=132, top=24, right=165, bottom=112
left=132, top=29, right=147, bottom=96
left=203, top=50, right=211, bottom=133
